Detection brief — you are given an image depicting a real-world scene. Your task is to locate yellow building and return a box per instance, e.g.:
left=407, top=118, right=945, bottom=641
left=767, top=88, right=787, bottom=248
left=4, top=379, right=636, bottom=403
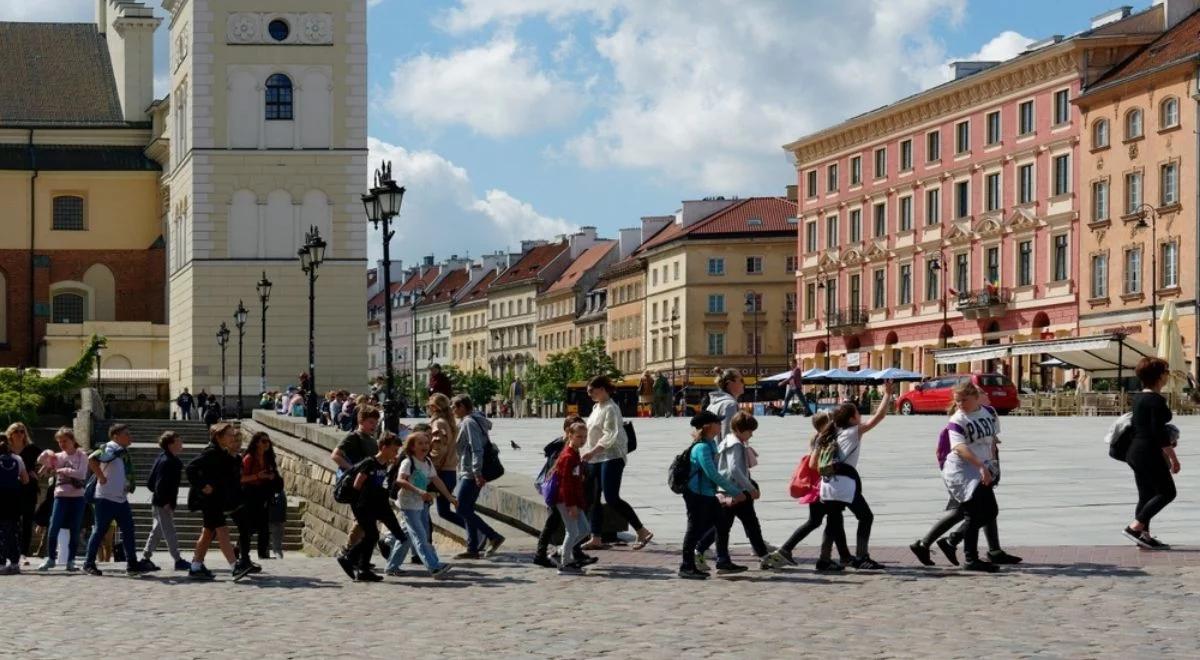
left=1076, top=11, right=1200, bottom=374
left=636, top=198, right=799, bottom=383
left=601, top=256, right=647, bottom=375
left=536, top=241, right=616, bottom=363
left=450, top=268, right=498, bottom=373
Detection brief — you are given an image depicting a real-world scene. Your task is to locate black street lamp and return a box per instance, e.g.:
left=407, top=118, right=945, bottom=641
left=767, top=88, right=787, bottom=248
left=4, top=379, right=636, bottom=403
left=234, top=300, right=248, bottom=419
left=411, top=289, right=427, bottom=410
left=363, top=161, right=406, bottom=431
left=668, top=308, right=679, bottom=406
left=816, top=269, right=831, bottom=369
left=299, top=226, right=327, bottom=423
left=1134, top=204, right=1159, bottom=347
left=256, top=272, right=272, bottom=397
left=928, top=249, right=948, bottom=375
left=217, top=322, right=230, bottom=414
left=745, top=292, right=761, bottom=401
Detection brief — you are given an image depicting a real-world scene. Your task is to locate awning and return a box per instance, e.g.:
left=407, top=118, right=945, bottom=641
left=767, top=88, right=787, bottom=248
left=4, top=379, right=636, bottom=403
left=931, top=334, right=1159, bottom=378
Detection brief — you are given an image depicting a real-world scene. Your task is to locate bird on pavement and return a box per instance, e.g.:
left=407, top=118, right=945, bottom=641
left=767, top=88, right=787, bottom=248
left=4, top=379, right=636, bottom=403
left=510, top=440, right=521, bottom=451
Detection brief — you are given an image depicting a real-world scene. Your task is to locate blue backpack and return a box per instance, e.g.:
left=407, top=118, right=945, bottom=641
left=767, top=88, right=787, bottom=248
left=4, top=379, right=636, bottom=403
left=540, top=470, right=560, bottom=508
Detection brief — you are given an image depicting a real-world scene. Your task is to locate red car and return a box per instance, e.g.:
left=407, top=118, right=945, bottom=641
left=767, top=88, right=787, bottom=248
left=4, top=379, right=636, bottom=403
left=896, top=373, right=1019, bottom=415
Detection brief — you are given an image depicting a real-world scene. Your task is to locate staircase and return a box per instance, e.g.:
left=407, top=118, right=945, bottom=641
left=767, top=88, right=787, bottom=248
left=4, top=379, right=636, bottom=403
left=132, top=499, right=306, bottom=554
left=96, top=418, right=211, bottom=446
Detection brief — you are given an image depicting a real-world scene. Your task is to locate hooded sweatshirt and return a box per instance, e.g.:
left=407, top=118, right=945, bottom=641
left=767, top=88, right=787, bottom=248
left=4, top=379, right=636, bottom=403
left=716, top=435, right=754, bottom=495
left=706, top=390, right=739, bottom=438
left=456, top=410, right=493, bottom=479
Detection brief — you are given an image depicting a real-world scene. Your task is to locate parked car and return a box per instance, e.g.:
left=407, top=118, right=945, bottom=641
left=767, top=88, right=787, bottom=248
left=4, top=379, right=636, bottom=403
left=896, top=373, right=1019, bottom=415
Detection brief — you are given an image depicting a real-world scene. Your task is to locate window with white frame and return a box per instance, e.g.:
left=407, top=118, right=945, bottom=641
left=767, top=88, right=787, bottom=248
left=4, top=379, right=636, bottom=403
left=1126, top=108, right=1143, bottom=139
left=849, top=274, right=861, bottom=309
left=1053, top=89, right=1070, bottom=125
left=955, top=120, right=970, bottom=154
left=925, top=258, right=939, bottom=301
left=926, top=130, right=940, bottom=162
left=1125, top=171, right=1143, bottom=214
left=1019, top=100, right=1035, bottom=135
left=707, top=294, right=726, bottom=313
left=955, top=180, right=970, bottom=218
left=746, top=256, right=763, bottom=274
left=850, top=155, right=862, bottom=185
left=825, top=215, right=838, bottom=248
left=1053, top=234, right=1069, bottom=282
left=1091, top=253, right=1108, bottom=299
left=872, top=269, right=885, bottom=308
left=745, top=292, right=764, bottom=312
left=986, top=246, right=1000, bottom=283
left=1161, top=97, right=1180, bottom=129
left=1124, top=247, right=1142, bottom=294
left=873, top=202, right=886, bottom=236
left=827, top=163, right=839, bottom=192
left=805, top=221, right=817, bottom=252
left=899, top=264, right=912, bottom=305
left=707, top=257, right=725, bottom=275
left=899, top=196, right=913, bottom=231
left=925, top=188, right=940, bottom=225
left=744, top=331, right=762, bottom=356
left=1093, top=119, right=1109, bottom=149
left=1018, top=240, right=1033, bottom=286
left=805, top=282, right=816, bottom=320
left=1092, top=180, right=1109, bottom=221
left=985, top=172, right=1001, bottom=212
left=1161, top=162, right=1179, bottom=206
left=849, top=208, right=862, bottom=242
left=986, top=110, right=1001, bottom=145
left=955, top=253, right=969, bottom=293
left=900, top=139, right=913, bottom=171
left=806, top=170, right=817, bottom=198
left=1162, top=241, right=1179, bottom=288
left=1053, top=154, right=1070, bottom=196
left=785, top=292, right=797, bottom=313
left=786, top=255, right=799, bottom=273
left=874, top=147, right=887, bottom=179
left=1018, top=163, right=1034, bottom=204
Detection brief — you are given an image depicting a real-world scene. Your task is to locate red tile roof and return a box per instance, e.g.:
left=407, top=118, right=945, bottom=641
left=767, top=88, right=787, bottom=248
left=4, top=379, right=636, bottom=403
left=634, top=197, right=797, bottom=254
left=423, top=267, right=470, bottom=304
left=1090, top=9, right=1200, bottom=89
left=491, top=242, right=568, bottom=288
left=543, top=242, right=616, bottom=295
left=458, top=269, right=499, bottom=305
left=399, top=266, right=440, bottom=293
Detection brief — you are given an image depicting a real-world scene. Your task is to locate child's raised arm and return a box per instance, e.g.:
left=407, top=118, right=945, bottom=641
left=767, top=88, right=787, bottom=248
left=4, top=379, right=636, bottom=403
left=859, top=381, right=895, bottom=435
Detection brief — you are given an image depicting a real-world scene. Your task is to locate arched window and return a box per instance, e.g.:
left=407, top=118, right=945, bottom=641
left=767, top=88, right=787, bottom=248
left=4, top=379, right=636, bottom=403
left=265, top=73, right=293, bottom=121
left=1092, top=119, right=1109, bottom=149
left=52, top=195, right=85, bottom=230
left=1160, top=97, right=1180, bottom=129
left=1126, top=108, right=1143, bottom=140
left=52, top=292, right=86, bottom=324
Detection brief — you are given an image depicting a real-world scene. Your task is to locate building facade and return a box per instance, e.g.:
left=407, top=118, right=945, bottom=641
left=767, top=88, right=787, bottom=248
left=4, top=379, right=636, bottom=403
left=600, top=256, right=646, bottom=376
left=413, top=262, right=469, bottom=386
left=450, top=268, right=498, bottom=373
left=486, top=240, right=572, bottom=378
left=535, top=241, right=617, bottom=363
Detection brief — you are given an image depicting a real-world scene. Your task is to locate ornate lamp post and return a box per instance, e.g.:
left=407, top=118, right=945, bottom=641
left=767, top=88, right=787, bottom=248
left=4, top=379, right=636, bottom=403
left=928, top=249, right=948, bottom=375
left=1134, top=204, right=1159, bottom=347
left=745, top=292, right=761, bottom=402
left=217, top=322, right=231, bottom=414
left=299, top=226, right=327, bottom=423
left=94, top=346, right=103, bottom=403
left=816, top=269, right=831, bottom=369
left=668, top=308, right=679, bottom=403
left=234, top=300, right=248, bottom=419
left=256, top=272, right=272, bottom=397
left=363, top=161, right=406, bottom=430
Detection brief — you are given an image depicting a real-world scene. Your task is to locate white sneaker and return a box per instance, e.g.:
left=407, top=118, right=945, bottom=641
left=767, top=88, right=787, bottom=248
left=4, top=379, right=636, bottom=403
left=37, top=558, right=56, bottom=572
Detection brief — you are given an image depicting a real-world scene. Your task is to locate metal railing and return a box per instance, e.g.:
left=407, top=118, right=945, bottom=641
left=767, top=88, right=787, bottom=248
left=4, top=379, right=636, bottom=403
left=956, top=287, right=1011, bottom=310
left=826, top=307, right=869, bottom=331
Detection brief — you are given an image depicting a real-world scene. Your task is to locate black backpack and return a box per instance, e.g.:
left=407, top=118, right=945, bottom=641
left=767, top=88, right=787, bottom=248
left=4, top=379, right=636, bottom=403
left=333, top=459, right=371, bottom=505
left=481, top=439, right=505, bottom=482
left=623, top=421, right=638, bottom=453
left=667, top=443, right=695, bottom=495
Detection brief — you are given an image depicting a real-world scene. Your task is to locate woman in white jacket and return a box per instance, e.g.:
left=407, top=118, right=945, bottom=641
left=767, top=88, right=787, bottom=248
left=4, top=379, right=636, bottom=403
left=581, top=375, right=654, bottom=550
left=705, top=370, right=744, bottom=438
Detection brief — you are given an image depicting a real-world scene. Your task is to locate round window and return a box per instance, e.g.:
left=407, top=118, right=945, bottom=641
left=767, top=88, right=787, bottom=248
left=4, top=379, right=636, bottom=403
left=268, top=19, right=290, bottom=41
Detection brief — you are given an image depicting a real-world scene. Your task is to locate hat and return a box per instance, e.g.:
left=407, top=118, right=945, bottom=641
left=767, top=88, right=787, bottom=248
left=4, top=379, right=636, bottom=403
left=690, top=410, right=721, bottom=429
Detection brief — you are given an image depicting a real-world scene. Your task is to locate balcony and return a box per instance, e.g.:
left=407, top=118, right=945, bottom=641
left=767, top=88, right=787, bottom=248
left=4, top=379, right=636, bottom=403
left=825, top=307, right=868, bottom=336
left=956, top=287, right=1011, bottom=319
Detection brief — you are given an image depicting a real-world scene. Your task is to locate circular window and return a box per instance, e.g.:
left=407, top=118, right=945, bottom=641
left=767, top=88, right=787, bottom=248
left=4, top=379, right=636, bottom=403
left=268, top=19, right=290, bottom=42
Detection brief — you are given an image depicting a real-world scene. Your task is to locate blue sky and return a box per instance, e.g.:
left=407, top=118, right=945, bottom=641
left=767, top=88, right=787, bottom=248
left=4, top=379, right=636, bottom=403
left=1, top=0, right=1145, bottom=264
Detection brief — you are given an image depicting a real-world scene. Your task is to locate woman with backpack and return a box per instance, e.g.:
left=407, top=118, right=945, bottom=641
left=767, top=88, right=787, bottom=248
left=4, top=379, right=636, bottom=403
left=1122, top=357, right=1180, bottom=549
left=678, top=410, right=745, bottom=579
left=451, top=394, right=505, bottom=559
left=581, top=375, right=654, bottom=552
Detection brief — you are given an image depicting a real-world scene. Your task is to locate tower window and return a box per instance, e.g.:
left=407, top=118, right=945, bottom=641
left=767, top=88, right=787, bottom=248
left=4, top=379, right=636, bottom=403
left=265, top=74, right=294, bottom=120
left=268, top=19, right=290, bottom=42
left=52, top=195, right=85, bottom=230
left=52, top=292, right=86, bottom=324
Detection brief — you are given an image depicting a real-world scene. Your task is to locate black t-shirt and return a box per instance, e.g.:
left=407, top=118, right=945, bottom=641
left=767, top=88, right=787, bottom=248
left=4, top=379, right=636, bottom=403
left=1128, top=392, right=1173, bottom=468
left=338, top=431, right=377, bottom=466
left=18, top=444, right=40, bottom=497
left=355, top=457, right=390, bottom=504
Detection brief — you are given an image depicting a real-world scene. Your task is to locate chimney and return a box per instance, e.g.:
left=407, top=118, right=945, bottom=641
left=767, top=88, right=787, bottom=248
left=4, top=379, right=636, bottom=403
left=569, top=227, right=599, bottom=258
left=1091, top=6, right=1133, bottom=29
left=679, top=198, right=738, bottom=228
left=950, top=61, right=1000, bottom=80
left=520, top=239, right=548, bottom=253
left=785, top=184, right=798, bottom=202
left=101, top=1, right=162, bottom=122
left=618, top=228, right=641, bottom=259
left=640, top=215, right=672, bottom=244
left=423, top=255, right=435, bottom=267
left=1162, top=0, right=1200, bottom=29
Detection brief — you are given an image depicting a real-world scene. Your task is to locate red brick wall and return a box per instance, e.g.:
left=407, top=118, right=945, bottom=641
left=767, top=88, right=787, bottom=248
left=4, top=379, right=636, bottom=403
left=0, top=248, right=165, bottom=367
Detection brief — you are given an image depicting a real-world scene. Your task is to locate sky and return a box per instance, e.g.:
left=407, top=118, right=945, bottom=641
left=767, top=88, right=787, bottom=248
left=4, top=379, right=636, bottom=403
left=2, top=0, right=1148, bottom=266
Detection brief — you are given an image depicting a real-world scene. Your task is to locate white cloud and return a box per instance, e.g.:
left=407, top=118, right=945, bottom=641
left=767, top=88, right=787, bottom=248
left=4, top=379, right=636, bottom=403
left=440, top=0, right=619, bottom=33
left=913, top=30, right=1035, bottom=90
left=0, top=0, right=91, bottom=21
left=367, top=137, right=575, bottom=263
left=382, top=36, right=583, bottom=138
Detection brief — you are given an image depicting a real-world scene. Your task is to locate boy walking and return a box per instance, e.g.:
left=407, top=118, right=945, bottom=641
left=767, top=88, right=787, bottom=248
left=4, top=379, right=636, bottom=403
left=551, top=422, right=594, bottom=575
left=186, top=423, right=253, bottom=581
left=142, top=431, right=190, bottom=571
left=82, top=424, right=154, bottom=576
left=337, top=434, right=408, bottom=582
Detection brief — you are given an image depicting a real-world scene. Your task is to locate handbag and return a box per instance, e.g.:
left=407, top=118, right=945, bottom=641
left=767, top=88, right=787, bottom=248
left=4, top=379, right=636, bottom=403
left=623, top=421, right=638, bottom=453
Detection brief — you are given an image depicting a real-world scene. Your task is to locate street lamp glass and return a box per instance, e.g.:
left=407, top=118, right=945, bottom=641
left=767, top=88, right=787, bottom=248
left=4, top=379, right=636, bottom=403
left=298, top=245, right=312, bottom=271
left=361, top=192, right=380, bottom=225
left=307, top=232, right=327, bottom=267
left=256, top=272, right=273, bottom=302
left=378, top=181, right=405, bottom=217
left=234, top=300, right=248, bottom=327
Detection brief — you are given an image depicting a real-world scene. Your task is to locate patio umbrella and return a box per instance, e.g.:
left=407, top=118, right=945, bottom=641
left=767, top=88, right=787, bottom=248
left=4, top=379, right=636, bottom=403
left=1157, top=300, right=1188, bottom=394
left=762, top=370, right=795, bottom=383
left=865, top=367, right=925, bottom=382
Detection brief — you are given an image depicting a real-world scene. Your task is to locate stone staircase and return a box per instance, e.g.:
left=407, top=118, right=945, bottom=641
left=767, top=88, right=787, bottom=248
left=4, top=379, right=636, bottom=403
left=132, top=499, right=306, bottom=554
left=96, top=418, right=211, bottom=446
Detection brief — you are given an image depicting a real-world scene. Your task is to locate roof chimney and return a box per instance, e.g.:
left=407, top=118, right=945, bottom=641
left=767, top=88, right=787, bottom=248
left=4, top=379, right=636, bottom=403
left=1162, top=0, right=1200, bottom=29
left=1091, top=6, right=1133, bottom=28
left=569, top=227, right=599, bottom=258
left=618, top=228, right=642, bottom=259
left=679, top=198, right=738, bottom=228
left=950, top=61, right=1000, bottom=80
left=101, top=1, right=161, bottom=122
left=423, top=255, right=435, bottom=267
left=640, top=215, right=672, bottom=244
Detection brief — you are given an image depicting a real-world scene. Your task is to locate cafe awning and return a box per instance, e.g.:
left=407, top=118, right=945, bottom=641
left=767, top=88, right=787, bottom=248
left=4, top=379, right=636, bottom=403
left=930, top=333, right=1158, bottom=378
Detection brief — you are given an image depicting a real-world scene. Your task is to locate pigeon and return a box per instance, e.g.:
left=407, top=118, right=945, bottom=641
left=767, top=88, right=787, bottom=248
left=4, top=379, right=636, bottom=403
left=510, top=440, right=521, bottom=451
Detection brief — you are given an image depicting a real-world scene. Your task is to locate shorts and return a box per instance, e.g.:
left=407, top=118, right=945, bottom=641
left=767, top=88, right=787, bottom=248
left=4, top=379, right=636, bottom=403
left=202, top=507, right=227, bottom=531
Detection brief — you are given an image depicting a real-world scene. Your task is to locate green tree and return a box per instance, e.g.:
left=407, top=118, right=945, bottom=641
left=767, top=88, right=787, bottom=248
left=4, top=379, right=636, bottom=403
left=1, top=335, right=106, bottom=426
left=441, top=364, right=466, bottom=394
left=460, top=368, right=500, bottom=406
left=527, top=353, right=575, bottom=406
left=571, top=338, right=622, bottom=382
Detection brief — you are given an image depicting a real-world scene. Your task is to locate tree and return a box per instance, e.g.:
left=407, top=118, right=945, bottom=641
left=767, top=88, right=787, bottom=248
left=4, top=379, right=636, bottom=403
left=0, top=335, right=106, bottom=426
left=527, top=353, right=575, bottom=406
left=460, top=368, right=500, bottom=407
left=571, top=338, right=622, bottom=383
left=440, top=364, right=466, bottom=394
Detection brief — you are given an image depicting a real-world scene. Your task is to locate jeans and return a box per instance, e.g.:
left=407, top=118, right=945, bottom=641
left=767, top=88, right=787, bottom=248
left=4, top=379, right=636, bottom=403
left=696, top=498, right=770, bottom=563
left=47, top=496, right=86, bottom=563
left=455, top=477, right=500, bottom=554
left=780, top=387, right=801, bottom=416
left=180, top=406, right=192, bottom=420
left=142, top=504, right=182, bottom=562
left=779, top=502, right=851, bottom=561
left=960, top=485, right=998, bottom=562
left=434, top=470, right=465, bottom=532
left=347, top=498, right=406, bottom=572
left=236, top=494, right=270, bottom=562
left=387, top=506, right=443, bottom=573
left=85, top=498, right=136, bottom=567
left=1132, top=460, right=1177, bottom=527
left=556, top=503, right=591, bottom=568
left=680, top=490, right=722, bottom=570
left=587, top=458, right=643, bottom=533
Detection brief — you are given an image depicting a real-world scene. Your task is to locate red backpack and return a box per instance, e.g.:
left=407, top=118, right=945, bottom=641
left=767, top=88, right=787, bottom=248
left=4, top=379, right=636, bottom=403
left=788, top=453, right=820, bottom=501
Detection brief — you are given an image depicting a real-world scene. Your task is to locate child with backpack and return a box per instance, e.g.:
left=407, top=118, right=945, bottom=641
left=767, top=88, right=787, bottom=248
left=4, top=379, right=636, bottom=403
left=186, top=423, right=252, bottom=581
left=37, top=428, right=88, bottom=572
left=385, top=430, right=455, bottom=579
left=676, top=410, right=746, bottom=579
left=533, top=415, right=595, bottom=568
left=0, top=436, right=31, bottom=574
left=548, top=421, right=594, bottom=575
left=142, top=431, right=190, bottom=572
left=694, top=411, right=770, bottom=573
left=336, top=433, right=409, bottom=582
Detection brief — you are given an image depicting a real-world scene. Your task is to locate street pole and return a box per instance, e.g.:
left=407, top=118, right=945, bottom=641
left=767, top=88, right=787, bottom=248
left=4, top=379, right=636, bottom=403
left=363, top=164, right=406, bottom=427
left=257, top=272, right=272, bottom=398
left=1136, top=205, right=1159, bottom=347
left=217, top=323, right=229, bottom=414
left=299, top=226, right=326, bottom=424
left=234, top=300, right=247, bottom=419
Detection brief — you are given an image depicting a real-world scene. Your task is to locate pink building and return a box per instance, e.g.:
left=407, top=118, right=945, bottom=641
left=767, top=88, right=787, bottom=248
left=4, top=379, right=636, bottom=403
left=784, top=6, right=1164, bottom=388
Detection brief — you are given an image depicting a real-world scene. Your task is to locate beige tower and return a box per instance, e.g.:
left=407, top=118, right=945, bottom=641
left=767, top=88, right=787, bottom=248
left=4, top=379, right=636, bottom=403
left=162, top=0, right=368, bottom=407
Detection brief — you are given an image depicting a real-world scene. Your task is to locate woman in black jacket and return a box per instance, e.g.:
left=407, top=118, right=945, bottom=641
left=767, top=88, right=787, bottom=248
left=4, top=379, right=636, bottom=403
left=185, top=423, right=252, bottom=581
left=1123, top=357, right=1181, bottom=549
left=5, top=423, right=41, bottom=561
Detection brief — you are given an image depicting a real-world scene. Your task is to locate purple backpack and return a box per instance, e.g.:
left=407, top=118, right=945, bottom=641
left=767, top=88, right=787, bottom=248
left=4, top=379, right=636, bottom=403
left=936, top=427, right=952, bottom=469
left=541, top=470, right=560, bottom=508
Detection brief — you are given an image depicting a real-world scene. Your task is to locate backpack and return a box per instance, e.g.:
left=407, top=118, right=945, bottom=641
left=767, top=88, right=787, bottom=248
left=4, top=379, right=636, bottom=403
left=1106, top=412, right=1135, bottom=462
left=0, top=453, right=21, bottom=491
left=540, top=470, right=560, bottom=508
left=788, top=453, right=819, bottom=500
left=533, top=440, right=565, bottom=492
left=333, top=459, right=371, bottom=505
left=667, top=443, right=695, bottom=495
left=815, top=439, right=840, bottom=477
left=623, top=421, right=638, bottom=453
left=480, top=439, right=505, bottom=482
left=935, top=427, right=952, bottom=470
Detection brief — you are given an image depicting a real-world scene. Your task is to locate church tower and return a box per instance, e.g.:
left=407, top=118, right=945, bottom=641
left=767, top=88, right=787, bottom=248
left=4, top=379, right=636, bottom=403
left=162, top=0, right=368, bottom=404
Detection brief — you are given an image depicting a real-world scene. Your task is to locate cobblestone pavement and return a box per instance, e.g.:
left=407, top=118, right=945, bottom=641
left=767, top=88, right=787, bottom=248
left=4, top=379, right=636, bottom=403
left=6, top=548, right=1200, bottom=658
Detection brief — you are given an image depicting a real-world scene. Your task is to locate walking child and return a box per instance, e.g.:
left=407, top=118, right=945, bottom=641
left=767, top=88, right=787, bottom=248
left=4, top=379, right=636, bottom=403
left=337, top=433, right=409, bottom=582
left=186, top=423, right=253, bottom=581
left=386, top=431, right=455, bottom=579
left=937, top=381, right=1003, bottom=573
left=141, top=431, right=190, bottom=571
left=37, top=428, right=89, bottom=572
left=678, top=411, right=746, bottom=579
left=696, top=411, right=770, bottom=572
left=551, top=422, right=594, bottom=575
left=533, top=416, right=596, bottom=568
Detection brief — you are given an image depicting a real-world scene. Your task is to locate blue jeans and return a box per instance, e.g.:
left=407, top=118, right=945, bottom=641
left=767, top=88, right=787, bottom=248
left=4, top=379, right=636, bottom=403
left=387, top=506, right=443, bottom=573
left=85, top=498, right=136, bottom=567
left=47, top=496, right=86, bottom=563
left=455, top=477, right=499, bottom=554
left=435, top=470, right=465, bottom=532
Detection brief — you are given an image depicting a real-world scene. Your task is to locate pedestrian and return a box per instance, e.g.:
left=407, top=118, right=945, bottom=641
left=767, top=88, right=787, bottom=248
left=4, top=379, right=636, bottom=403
left=551, top=421, right=594, bottom=575
left=706, top=369, right=743, bottom=438
left=32, top=428, right=87, bottom=572
left=653, top=371, right=673, bottom=417
left=267, top=489, right=287, bottom=559
left=939, top=381, right=1003, bottom=573
left=428, top=364, right=453, bottom=398
left=320, top=391, right=336, bottom=426
left=779, top=359, right=805, bottom=417
left=336, top=433, right=407, bottom=583
left=198, top=389, right=209, bottom=412
left=385, top=430, right=455, bottom=579
left=339, top=393, right=358, bottom=432
left=330, top=391, right=345, bottom=430
left=140, top=431, right=190, bottom=572
left=186, top=422, right=253, bottom=581
left=238, top=432, right=275, bottom=565
left=330, top=406, right=380, bottom=555
left=450, top=394, right=506, bottom=559
left=638, top=371, right=654, bottom=416
left=0, top=434, right=31, bottom=574
left=1122, top=357, right=1180, bottom=549
left=762, top=412, right=853, bottom=571
left=696, top=411, right=769, bottom=572
left=82, top=424, right=154, bottom=576
left=203, top=400, right=221, bottom=427
left=509, top=378, right=526, bottom=419
left=581, top=375, right=654, bottom=551
left=678, top=410, right=745, bottom=579
left=5, top=423, right=40, bottom=564
left=533, top=415, right=595, bottom=568
left=427, top=394, right=465, bottom=536
left=177, top=388, right=194, bottom=420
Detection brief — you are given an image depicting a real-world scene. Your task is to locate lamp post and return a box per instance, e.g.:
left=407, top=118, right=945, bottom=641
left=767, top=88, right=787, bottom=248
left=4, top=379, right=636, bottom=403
left=1134, top=204, right=1159, bottom=347
left=668, top=308, right=679, bottom=404
left=256, top=272, right=272, bottom=397
left=299, top=226, right=327, bottom=424
left=816, top=269, right=831, bottom=369
left=745, top=292, right=761, bottom=402
left=363, top=162, right=406, bottom=431
left=234, top=300, right=248, bottom=419
left=217, top=322, right=230, bottom=414
left=411, top=289, right=426, bottom=411
left=928, top=249, right=948, bottom=375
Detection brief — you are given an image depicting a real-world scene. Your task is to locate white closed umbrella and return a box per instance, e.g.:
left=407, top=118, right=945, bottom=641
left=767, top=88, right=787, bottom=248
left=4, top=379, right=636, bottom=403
left=1157, top=300, right=1188, bottom=394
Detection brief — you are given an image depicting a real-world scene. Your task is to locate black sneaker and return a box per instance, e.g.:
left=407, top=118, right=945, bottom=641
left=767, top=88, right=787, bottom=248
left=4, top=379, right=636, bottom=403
left=814, top=559, right=844, bottom=573
left=936, top=538, right=959, bottom=566
left=1123, top=527, right=1154, bottom=549
left=355, top=569, right=384, bottom=582
left=453, top=551, right=481, bottom=560
left=677, top=567, right=709, bottom=580
left=851, top=556, right=885, bottom=571
left=715, top=561, right=749, bottom=575
left=557, top=563, right=584, bottom=575
left=125, top=562, right=150, bottom=576
left=82, top=564, right=103, bottom=577
left=909, top=541, right=935, bottom=566
left=335, top=554, right=357, bottom=580
left=1140, top=533, right=1170, bottom=550
left=963, top=559, right=1000, bottom=573
left=577, top=555, right=599, bottom=567
left=232, top=561, right=254, bottom=582
left=173, top=559, right=192, bottom=572
left=987, top=549, right=1023, bottom=564
left=248, top=562, right=263, bottom=575
left=188, top=566, right=215, bottom=581
left=139, top=559, right=160, bottom=572
left=532, top=555, right=556, bottom=568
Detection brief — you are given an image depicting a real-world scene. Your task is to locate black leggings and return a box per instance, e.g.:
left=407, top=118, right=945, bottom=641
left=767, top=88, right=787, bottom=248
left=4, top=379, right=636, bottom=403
left=588, top=459, right=643, bottom=532
left=708, top=498, right=769, bottom=562
left=680, top=491, right=722, bottom=569
left=960, top=485, right=998, bottom=562
left=837, top=465, right=873, bottom=559
left=1131, top=460, right=1177, bottom=527
left=922, top=496, right=1000, bottom=551
left=235, top=495, right=270, bottom=562
left=780, top=501, right=851, bottom=561
left=347, top=498, right=407, bottom=571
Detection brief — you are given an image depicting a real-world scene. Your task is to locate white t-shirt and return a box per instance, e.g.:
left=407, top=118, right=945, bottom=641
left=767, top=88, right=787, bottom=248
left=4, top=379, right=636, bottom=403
left=835, top=426, right=863, bottom=469
left=941, top=406, right=999, bottom=503
left=398, top=456, right=435, bottom=511
left=95, top=441, right=128, bottom=504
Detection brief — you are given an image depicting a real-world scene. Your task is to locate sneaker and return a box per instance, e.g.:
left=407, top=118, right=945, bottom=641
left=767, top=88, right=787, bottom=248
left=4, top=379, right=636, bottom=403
left=814, top=559, right=844, bottom=573
left=174, top=559, right=192, bottom=572
left=1140, top=533, right=1170, bottom=550
left=36, top=558, right=56, bottom=572
left=431, top=565, right=453, bottom=580
left=577, top=555, right=599, bottom=567
left=126, top=562, right=151, bottom=576
left=65, top=562, right=78, bottom=573
left=963, top=559, right=1000, bottom=573
left=557, top=563, right=584, bottom=575
left=83, top=564, right=103, bottom=577
left=139, top=559, right=160, bottom=572
left=851, top=556, right=885, bottom=571
left=772, top=549, right=798, bottom=567
left=248, top=562, right=263, bottom=575
left=532, top=555, right=557, bottom=569
left=453, top=551, right=481, bottom=560
left=376, top=539, right=391, bottom=559
left=5, top=565, right=20, bottom=575
left=694, top=553, right=709, bottom=571
left=909, top=540, right=935, bottom=566
left=484, top=536, right=506, bottom=557
left=188, top=566, right=215, bottom=581
left=1123, top=527, right=1154, bottom=549
left=336, top=554, right=357, bottom=580
left=677, top=567, right=709, bottom=580
left=715, top=561, right=749, bottom=575
left=987, top=549, right=1024, bottom=564
left=936, top=538, right=959, bottom=566
left=355, top=569, right=384, bottom=583
left=231, top=561, right=254, bottom=582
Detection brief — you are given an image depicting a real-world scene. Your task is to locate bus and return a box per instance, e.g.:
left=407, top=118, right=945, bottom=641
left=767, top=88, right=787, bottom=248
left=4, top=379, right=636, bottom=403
left=563, top=375, right=786, bottom=418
